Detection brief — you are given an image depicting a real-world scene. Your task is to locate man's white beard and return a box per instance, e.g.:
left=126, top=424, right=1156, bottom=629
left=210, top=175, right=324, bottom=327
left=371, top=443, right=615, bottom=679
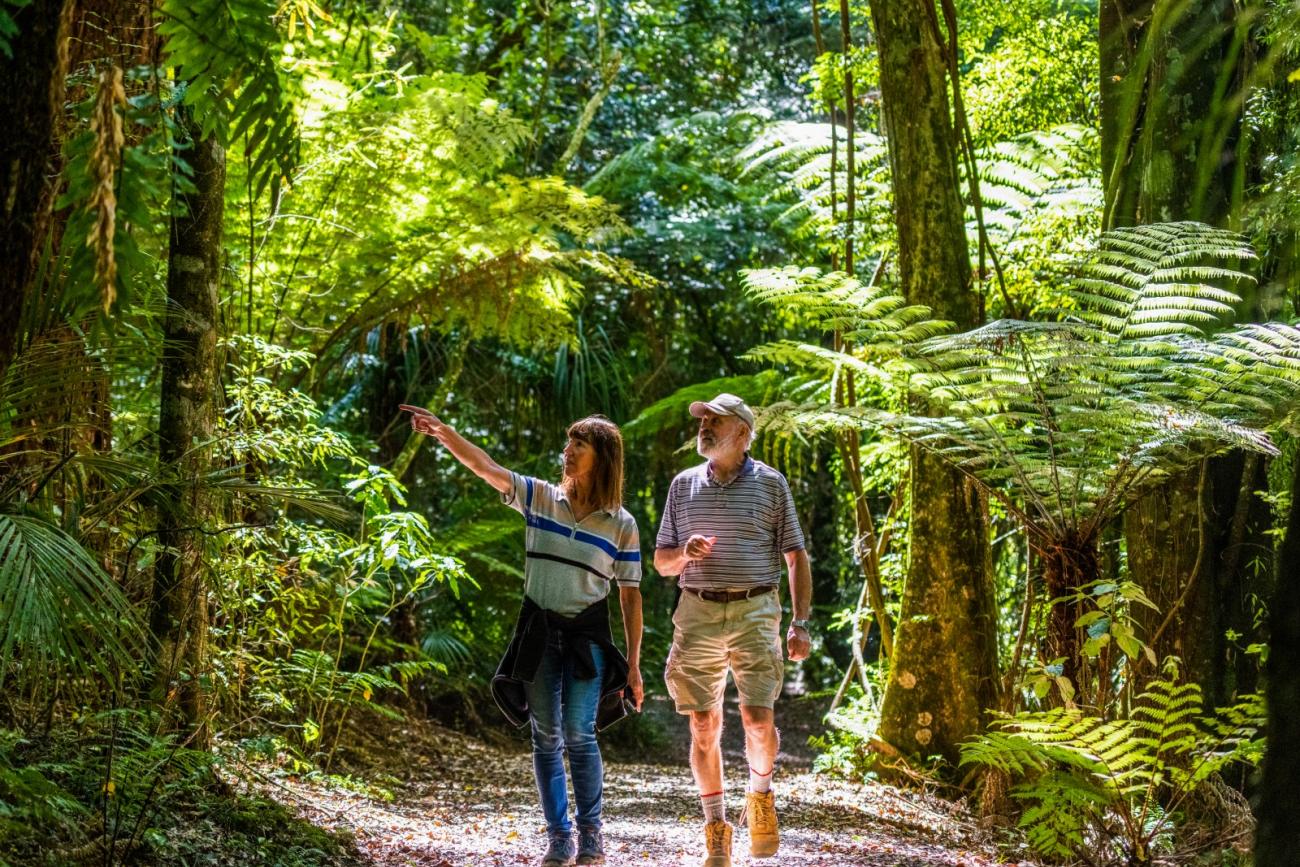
left=697, top=429, right=743, bottom=459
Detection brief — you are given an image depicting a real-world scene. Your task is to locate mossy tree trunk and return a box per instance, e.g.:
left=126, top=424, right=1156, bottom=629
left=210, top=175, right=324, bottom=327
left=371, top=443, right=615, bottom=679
left=867, top=0, right=999, bottom=767
left=1103, top=0, right=1275, bottom=705
left=1253, top=454, right=1300, bottom=866
left=152, top=106, right=225, bottom=746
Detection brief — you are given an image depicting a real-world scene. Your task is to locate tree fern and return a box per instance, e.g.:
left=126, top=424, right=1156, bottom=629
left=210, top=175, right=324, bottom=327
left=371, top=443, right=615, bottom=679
left=725, top=222, right=1299, bottom=704
left=736, top=119, right=892, bottom=253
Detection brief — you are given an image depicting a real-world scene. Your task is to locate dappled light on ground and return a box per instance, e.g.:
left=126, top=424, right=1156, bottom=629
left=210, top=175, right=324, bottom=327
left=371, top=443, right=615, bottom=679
left=248, top=705, right=1038, bottom=867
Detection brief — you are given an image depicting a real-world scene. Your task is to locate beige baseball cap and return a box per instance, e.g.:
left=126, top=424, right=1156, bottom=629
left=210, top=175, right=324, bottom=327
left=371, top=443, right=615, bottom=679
left=688, top=393, right=755, bottom=429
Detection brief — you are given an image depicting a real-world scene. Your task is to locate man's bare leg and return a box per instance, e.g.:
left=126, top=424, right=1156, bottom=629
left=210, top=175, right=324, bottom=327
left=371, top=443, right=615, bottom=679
left=690, top=709, right=732, bottom=865
left=740, top=705, right=778, bottom=781
left=689, top=708, right=725, bottom=804
left=739, top=705, right=781, bottom=857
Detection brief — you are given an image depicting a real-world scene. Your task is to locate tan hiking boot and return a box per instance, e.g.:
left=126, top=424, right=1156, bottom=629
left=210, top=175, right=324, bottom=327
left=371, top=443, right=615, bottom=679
left=742, top=789, right=779, bottom=857
left=701, top=819, right=733, bottom=867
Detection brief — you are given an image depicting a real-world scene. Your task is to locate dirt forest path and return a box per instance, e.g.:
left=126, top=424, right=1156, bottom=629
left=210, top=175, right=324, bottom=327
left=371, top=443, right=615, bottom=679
left=262, top=694, right=1036, bottom=867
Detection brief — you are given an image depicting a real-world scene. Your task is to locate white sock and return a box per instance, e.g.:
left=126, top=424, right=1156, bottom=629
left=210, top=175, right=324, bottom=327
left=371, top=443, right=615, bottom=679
left=701, top=790, right=725, bottom=823
left=749, top=765, right=773, bottom=794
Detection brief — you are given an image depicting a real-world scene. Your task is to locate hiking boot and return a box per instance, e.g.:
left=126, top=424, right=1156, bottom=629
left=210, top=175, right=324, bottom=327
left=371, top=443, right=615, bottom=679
left=701, top=819, right=733, bottom=867
left=576, top=825, right=605, bottom=865
left=742, top=789, right=779, bottom=857
left=541, top=830, right=576, bottom=867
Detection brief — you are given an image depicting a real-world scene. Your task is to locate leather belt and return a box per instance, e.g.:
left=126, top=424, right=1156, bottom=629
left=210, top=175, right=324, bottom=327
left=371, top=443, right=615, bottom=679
left=683, top=585, right=777, bottom=603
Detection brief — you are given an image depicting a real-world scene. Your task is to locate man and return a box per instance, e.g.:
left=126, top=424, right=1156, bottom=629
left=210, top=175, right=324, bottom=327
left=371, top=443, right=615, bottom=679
left=655, top=393, right=812, bottom=867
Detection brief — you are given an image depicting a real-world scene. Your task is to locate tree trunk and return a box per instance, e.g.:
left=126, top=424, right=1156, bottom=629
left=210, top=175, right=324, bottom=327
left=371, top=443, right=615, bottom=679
left=868, top=0, right=999, bottom=767
left=1253, top=453, right=1300, bottom=867
left=1103, top=0, right=1273, bottom=704
left=0, top=0, right=72, bottom=379
left=151, top=106, right=225, bottom=746
left=1042, top=533, right=1101, bottom=704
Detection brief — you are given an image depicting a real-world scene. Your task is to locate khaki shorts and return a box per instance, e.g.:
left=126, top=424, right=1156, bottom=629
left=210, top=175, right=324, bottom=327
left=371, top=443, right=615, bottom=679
left=664, top=589, right=784, bottom=712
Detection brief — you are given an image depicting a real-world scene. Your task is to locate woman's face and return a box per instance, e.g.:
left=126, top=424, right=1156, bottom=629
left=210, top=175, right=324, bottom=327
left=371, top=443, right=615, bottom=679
left=562, top=436, right=597, bottom=482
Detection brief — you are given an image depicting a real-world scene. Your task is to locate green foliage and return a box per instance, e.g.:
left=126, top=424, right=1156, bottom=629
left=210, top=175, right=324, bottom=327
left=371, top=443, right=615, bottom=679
left=743, top=266, right=947, bottom=346
left=0, top=720, right=355, bottom=866
left=159, top=0, right=299, bottom=196
left=0, top=0, right=31, bottom=59
left=758, top=224, right=1298, bottom=539
left=971, top=125, right=1102, bottom=317
left=961, top=669, right=1267, bottom=864
left=211, top=337, right=469, bottom=759
left=1070, top=222, right=1257, bottom=338
left=958, top=2, right=1099, bottom=145
left=0, top=735, right=84, bottom=836
left=740, top=119, right=1103, bottom=317
left=0, top=513, right=145, bottom=688
left=737, top=119, right=893, bottom=261
left=812, top=682, right=888, bottom=780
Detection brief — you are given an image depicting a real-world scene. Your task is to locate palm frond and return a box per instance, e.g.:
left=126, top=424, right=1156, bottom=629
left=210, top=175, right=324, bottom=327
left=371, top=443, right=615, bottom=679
left=0, top=514, right=147, bottom=685
left=159, top=0, right=299, bottom=196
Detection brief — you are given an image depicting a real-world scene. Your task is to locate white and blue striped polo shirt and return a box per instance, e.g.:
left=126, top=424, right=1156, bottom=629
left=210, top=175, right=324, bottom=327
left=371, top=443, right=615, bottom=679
left=656, top=456, right=805, bottom=591
left=502, top=472, right=642, bottom=616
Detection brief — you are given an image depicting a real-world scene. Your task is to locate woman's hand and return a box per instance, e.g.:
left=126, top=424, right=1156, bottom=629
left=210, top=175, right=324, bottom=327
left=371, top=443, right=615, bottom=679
left=402, top=405, right=445, bottom=439
left=398, top=404, right=511, bottom=494
left=626, top=664, right=644, bottom=711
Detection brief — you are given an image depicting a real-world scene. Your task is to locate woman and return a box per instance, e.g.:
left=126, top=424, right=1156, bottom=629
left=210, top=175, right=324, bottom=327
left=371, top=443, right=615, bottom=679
left=405, top=407, right=644, bottom=867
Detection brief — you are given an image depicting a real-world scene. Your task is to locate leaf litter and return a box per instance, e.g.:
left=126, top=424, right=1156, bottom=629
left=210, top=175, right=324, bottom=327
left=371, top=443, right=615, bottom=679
left=236, top=694, right=1040, bottom=867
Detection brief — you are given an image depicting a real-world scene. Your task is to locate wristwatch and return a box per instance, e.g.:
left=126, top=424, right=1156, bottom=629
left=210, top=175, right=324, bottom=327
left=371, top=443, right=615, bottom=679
left=790, top=618, right=811, bottom=632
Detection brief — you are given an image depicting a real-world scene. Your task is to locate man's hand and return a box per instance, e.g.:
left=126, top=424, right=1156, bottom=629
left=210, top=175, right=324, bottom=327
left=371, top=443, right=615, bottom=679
left=786, top=624, right=811, bottom=661
left=627, top=665, right=644, bottom=711
left=684, top=534, right=716, bottom=561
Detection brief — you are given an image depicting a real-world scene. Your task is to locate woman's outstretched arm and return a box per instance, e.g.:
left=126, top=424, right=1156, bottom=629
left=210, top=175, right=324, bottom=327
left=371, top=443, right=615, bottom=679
left=402, top=406, right=512, bottom=494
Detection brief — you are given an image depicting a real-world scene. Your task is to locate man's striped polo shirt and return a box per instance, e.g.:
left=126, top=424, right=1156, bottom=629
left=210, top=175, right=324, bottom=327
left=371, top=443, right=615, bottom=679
left=502, top=472, right=642, bottom=616
left=655, top=456, right=805, bottom=591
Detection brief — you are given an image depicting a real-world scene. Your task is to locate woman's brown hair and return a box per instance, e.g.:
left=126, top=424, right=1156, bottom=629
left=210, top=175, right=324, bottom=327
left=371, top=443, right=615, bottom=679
left=564, top=416, right=624, bottom=513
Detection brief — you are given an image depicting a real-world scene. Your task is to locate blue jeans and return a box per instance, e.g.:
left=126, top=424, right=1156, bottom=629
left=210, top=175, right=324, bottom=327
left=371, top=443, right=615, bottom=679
left=524, top=637, right=605, bottom=834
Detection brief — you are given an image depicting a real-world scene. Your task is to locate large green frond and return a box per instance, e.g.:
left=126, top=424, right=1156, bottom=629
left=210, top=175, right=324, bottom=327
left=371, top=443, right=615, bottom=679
left=0, top=514, right=147, bottom=685
left=1068, top=222, right=1256, bottom=338
left=159, top=0, right=299, bottom=196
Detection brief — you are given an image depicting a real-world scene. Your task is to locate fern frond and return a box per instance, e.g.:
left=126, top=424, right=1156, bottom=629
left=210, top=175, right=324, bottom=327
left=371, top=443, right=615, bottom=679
left=741, top=266, right=946, bottom=345
left=1068, top=222, right=1256, bottom=338
left=971, top=124, right=1102, bottom=250
left=623, top=372, right=787, bottom=439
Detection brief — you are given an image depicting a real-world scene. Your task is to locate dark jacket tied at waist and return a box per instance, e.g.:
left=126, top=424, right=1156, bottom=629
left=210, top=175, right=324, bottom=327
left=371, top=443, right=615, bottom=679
left=491, top=594, right=632, bottom=731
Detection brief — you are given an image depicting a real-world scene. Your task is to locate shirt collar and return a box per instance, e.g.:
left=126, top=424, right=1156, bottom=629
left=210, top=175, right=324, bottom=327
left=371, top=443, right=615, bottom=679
left=706, top=454, right=753, bottom=487
left=555, top=485, right=620, bottom=517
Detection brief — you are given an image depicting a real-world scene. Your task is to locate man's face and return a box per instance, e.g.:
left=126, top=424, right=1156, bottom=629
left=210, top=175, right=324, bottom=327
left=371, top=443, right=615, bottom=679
left=696, top=412, right=748, bottom=459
